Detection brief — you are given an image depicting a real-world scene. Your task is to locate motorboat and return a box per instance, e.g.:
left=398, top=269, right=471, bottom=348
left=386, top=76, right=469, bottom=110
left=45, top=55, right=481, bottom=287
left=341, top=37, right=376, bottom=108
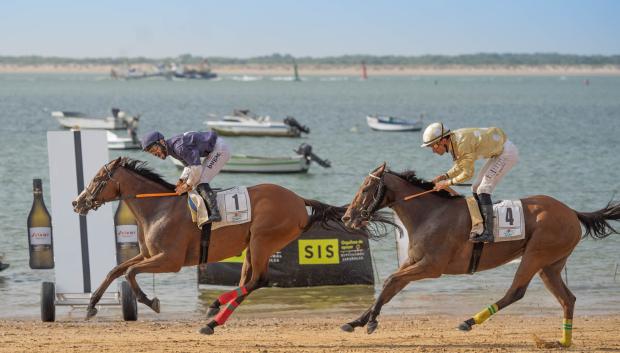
left=366, top=114, right=423, bottom=132
left=106, top=131, right=140, bottom=150
left=51, top=108, right=140, bottom=130
left=171, top=143, right=330, bottom=174
left=172, top=60, right=218, bottom=80
left=205, top=109, right=310, bottom=137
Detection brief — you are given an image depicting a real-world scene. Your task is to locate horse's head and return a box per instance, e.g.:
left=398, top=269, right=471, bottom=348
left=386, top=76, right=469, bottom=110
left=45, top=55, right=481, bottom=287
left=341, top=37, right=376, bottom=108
left=72, top=157, right=123, bottom=215
left=342, top=162, right=388, bottom=230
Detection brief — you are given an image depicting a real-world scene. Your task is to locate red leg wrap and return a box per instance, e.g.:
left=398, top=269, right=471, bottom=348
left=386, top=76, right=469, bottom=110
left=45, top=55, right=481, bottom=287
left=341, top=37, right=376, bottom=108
left=214, top=299, right=240, bottom=325
left=217, top=286, right=248, bottom=305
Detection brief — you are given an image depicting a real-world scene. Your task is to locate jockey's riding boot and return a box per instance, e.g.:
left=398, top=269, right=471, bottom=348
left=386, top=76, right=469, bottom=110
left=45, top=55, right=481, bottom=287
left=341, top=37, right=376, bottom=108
left=468, top=193, right=480, bottom=239
left=197, top=183, right=222, bottom=223
left=470, top=193, right=494, bottom=243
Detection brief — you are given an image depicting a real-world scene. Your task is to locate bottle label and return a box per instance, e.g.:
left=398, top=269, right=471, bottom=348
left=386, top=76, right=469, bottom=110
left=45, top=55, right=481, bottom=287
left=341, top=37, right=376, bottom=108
left=29, top=227, right=52, bottom=245
left=116, top=225, right=138, bottom=243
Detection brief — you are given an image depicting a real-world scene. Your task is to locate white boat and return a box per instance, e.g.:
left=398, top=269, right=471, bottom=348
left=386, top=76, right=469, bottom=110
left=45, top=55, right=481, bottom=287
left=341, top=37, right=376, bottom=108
left=205, top=109, right=309, bottom=137
left=106, top=131, right=141, bottom=150
left=171, top=143, right=330, bottom=174
left=51, top=108, right=139, bottom=130
left=366, top=115, right=423, bottom=132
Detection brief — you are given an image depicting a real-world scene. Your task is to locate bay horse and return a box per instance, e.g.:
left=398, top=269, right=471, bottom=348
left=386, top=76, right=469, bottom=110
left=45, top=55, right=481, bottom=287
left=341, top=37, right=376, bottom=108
left=71, top=157, right=386, bottom=334
left=340, top=162, right=619, bottom=348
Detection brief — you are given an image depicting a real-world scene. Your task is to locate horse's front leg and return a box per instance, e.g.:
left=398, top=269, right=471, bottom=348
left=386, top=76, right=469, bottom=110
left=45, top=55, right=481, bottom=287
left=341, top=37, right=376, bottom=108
left=86, top=254, right=143, bottom=320
left=342, top=258, right=441, bottom=334
left=125, top=253, right=183, bottom=313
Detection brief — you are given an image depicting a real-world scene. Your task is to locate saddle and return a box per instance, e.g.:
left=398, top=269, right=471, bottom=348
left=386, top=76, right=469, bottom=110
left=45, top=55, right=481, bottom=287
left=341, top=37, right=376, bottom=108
left=187, top=186, right=252, bottom=231
left=466, top=197, right=526, bottom=274
left=466, top=197, right=526, bottom=242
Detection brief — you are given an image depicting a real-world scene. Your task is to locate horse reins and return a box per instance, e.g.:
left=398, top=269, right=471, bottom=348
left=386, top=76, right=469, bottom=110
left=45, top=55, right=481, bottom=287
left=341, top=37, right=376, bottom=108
left=367, top=173, right=436, bottom=208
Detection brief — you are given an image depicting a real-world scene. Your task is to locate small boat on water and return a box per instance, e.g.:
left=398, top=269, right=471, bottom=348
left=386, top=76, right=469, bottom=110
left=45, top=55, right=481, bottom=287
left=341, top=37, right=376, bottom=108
left=107, top=131, right=140, bottom=150
left=171, top=143, right=330, bottom=174
left=366, top=114, right=423, bottom=132
left=0, top=254, right=8, bottom=272
left=205, top=109, right=310, bottom=137
left=52, top=108, right=140, bottom=130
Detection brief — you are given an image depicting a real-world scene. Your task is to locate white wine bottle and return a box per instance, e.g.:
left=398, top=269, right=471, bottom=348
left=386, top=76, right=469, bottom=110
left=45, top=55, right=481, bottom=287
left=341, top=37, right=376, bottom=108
left=27, top=178, right=54, bottom=269
left=114, top=200, right=140, bottom=264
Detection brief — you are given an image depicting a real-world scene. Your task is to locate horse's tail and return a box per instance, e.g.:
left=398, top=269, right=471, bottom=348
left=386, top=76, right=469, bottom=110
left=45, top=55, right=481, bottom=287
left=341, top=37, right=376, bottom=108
left=303, top=199, right=394, bottom=240
left=575, top=200, right=620, bottom=239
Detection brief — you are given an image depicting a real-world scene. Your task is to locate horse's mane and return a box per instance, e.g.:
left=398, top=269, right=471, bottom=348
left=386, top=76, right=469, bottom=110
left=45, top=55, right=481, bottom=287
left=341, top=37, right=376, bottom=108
left=119, top=157, right=175, bottom=191
left=388, top=169, right=463, bottom=199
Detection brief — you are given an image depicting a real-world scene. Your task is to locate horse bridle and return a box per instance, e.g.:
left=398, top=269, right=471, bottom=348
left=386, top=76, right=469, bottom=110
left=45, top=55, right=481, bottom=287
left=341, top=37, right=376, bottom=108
left=81, top=164, right=120, bottom=211
left=359, top=172, right=387, bottom=221
left=359, top=170, right=439, bottom=220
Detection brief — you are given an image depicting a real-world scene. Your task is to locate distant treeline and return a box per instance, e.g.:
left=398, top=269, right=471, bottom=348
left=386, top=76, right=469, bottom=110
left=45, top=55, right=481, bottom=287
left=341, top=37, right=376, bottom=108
left=2, top=53, right=620, bottom=66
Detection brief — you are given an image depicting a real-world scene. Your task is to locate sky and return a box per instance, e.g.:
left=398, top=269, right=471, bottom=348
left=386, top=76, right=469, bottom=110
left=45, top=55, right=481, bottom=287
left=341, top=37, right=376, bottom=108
left=1, top=0, right=619, bottom=58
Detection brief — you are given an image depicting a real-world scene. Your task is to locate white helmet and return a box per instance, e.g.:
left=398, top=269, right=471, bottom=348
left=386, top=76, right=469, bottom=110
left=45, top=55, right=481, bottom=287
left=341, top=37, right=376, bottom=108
left=421, top=122, right=451, bottom=147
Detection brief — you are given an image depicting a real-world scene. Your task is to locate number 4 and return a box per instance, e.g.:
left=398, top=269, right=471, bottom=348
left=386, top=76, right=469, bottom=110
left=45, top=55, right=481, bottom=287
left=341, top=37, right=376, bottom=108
left=505, top=207, right=514, bottom=226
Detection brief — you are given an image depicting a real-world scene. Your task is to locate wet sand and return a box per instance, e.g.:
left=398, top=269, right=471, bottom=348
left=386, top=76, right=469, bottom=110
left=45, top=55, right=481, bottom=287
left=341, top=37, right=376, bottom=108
left=1, top=313, right=618, bottom=352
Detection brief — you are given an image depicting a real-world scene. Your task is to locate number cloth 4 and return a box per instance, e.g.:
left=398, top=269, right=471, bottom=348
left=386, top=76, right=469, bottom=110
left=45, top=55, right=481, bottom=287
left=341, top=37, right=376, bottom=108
left=466, top=198, right=525, bottom=242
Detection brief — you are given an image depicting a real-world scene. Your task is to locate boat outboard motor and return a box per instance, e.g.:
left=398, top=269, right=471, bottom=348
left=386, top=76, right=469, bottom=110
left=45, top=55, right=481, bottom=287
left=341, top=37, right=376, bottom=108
left=284, top=116, right=310, bottom=134
left=295, top=143, right=331, bottom=168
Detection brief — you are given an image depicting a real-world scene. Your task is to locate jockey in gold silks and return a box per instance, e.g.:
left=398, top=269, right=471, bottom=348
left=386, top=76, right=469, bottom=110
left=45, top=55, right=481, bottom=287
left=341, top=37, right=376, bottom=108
left=421, top=122, right=519, bottom=243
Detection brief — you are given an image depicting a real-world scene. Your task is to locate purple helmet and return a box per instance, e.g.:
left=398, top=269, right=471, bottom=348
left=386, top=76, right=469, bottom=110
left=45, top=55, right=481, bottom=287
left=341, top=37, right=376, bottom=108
left=140, top=131, right=164, bottom=150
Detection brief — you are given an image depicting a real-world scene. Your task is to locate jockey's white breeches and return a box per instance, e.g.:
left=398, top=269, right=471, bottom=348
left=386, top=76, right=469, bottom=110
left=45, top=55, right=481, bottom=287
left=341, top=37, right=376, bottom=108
left=472, top=140, right=519, bottom=195
left=182, top=138, right=231, bottom=186
left=198, top=138, right=231, bottom=184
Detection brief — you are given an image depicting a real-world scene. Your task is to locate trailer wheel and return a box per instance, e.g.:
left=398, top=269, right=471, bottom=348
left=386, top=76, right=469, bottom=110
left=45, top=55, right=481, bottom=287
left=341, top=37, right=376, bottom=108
left=41, top=282, right=56, bottom=322
left=121, top=281, right=137, bottom=321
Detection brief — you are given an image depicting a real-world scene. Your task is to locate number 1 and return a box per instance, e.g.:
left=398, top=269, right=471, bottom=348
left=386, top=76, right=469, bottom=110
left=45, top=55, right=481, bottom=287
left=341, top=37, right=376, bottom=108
left=232, top=194, right=239, bottom=210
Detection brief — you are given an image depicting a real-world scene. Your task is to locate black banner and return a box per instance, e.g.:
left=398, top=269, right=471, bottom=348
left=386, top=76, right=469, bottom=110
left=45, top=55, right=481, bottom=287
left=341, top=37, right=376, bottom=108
left=198, top=221, right=374, bottom=287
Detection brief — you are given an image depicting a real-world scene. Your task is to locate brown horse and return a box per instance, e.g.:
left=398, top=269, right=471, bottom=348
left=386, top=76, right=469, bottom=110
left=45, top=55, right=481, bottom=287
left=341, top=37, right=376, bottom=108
left=72, top=157, right=384, bottom=334
left=340, top=163, right=619, bottom=348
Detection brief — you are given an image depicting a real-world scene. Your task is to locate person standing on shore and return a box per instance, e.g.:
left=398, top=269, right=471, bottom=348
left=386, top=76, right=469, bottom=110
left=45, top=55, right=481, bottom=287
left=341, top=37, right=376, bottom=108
left=420, top=122, right=519, bottom=243
left=140, top=130, right=231, bottom=223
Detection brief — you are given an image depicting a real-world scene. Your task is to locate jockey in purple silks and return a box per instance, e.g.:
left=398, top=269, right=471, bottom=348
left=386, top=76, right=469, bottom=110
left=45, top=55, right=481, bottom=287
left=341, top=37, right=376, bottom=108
left=140, top=130, right=231, bottom=223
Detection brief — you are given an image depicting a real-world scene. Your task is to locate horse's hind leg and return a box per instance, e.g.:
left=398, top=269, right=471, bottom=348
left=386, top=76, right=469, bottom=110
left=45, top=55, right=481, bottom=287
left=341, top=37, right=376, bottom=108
left=125, top=253, right=183, bottom=313
left=458, top=249, right=546, bottom=332
left=85, top=254, right=143, bottom=320
left=206, top=249, right=253, bottom=318
left=200, top=245, right=270, bottom=335
left=539, top=257, right=576, bottom=348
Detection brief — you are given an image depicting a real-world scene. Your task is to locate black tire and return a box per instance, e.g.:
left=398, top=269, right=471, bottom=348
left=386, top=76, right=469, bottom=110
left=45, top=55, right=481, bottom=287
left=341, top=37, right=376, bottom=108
left=41, top=282, right=55, bottom=322
left=121, top=281, right=137, bottom=321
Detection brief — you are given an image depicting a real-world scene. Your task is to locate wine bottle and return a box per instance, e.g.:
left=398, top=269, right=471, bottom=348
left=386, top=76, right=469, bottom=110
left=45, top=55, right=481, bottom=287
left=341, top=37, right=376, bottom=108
left=114, top=201, right=140, bottom=264
left=27, top=179, right=54, bottom=269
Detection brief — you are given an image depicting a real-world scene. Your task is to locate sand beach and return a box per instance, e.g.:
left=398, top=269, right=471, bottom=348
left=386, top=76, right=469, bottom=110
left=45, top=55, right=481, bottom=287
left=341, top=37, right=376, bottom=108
left=1, top=313, right=619, bottom=352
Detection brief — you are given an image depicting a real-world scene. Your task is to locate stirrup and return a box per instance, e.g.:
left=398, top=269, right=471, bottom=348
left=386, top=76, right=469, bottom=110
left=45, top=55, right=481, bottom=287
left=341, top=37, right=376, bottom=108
left=469, top=231, right=494, bottom=243
left=208, top=214, right=222, bottom=223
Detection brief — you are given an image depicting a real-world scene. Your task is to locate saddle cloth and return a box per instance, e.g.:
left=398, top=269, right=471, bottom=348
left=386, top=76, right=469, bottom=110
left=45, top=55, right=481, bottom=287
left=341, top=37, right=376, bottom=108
left=188, top=186, right=252, bottom=231
left=466, top=197, right=526, bottom=242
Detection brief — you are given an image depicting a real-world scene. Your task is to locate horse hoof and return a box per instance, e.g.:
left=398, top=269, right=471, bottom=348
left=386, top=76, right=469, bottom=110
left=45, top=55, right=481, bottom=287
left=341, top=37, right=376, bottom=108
left=366, top=321, right=378, bottom=334
left=341, top=323, right=355, bottom=332
left=85, top=307, right=98, bottom=320
left=151, top=297, right=160, bottom=313
left=199, top=325, right=214, bottom=335
left=458, top=322, right=472, bottom=331
left=207, top=306, right=220, bottom=318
